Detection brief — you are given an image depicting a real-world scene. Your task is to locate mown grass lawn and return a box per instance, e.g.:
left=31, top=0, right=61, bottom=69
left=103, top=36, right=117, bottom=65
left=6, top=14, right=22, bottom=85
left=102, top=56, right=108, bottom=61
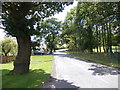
left=1, top=55, right=53, bottom=88
left=67, top=51, right=120, bottom=68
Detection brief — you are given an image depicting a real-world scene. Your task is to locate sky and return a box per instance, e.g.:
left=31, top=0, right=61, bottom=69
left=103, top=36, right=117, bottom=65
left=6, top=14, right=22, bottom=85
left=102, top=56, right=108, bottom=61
left=0, top=1, right=78, bottom=40
left=52, top=1, right=78, bottom=22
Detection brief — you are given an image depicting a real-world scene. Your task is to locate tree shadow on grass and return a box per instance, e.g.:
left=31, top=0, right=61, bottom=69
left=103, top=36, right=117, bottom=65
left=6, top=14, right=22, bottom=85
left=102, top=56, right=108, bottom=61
left=1, top=69, right=50, bottom=88
left=2, top=69, right=79, bottom=89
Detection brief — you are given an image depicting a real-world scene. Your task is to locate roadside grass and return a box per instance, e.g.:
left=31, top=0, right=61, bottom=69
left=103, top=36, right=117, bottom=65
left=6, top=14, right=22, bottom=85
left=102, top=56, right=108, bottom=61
left=1, top=55, right=53, bottom=88
left=67, top=51, right=120, bottom=68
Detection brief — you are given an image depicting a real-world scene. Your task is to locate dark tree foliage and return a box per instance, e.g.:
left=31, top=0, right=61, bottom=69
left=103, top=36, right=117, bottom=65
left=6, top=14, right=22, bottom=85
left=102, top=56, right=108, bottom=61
left=2, top=2, right=73, bottom=36
left=62, top=2, right=119, bottom=53
left=2, top=2, right=73, bottom=74
left=40, top=18, right=61, bottom=54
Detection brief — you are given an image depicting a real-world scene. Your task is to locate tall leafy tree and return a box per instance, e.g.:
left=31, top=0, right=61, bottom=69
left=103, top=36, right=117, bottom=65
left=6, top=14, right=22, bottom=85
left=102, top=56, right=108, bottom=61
left=74, top=3, right=94, bottom=52
left=2, top=2, right=73, bottom=74
left=62, top=2, right=119, bottom=53
left=40, top=18, right=61, bottom=54
left=62, top=7, right=77, bottom=50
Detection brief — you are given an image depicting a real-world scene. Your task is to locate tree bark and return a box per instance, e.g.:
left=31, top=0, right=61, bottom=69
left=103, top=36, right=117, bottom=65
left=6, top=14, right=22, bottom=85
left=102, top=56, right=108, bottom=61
left=102, top=24, right=106, bottom=53
left=99, top=46, right=101, bottom=52
left=11, top=35, right=31, bottom=74
left=98, top=30, right=101, bottom=52
left=90, top=49, right=93, bottom=53
left=96, top=25, right=99, bottom=53
left=54, top=48, right=56, bottom=52
left=50, top=48, right=53, bottom=54
left=108, top=23, right=113, bottom=54
left=105, top=23, right=109, bottom=53
left=5, top=53, right=8, bottom=56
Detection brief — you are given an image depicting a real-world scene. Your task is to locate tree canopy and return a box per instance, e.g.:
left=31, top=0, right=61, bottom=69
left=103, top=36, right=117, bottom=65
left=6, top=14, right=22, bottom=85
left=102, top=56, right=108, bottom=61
left=39, top=18, right=62, bottom=53
left=2, top=2, right=73, bottom=37
left=0, top=37, right=18, bottom=56
left=2, top=2, right=73, bottom=74
left=62, top=2, right=120, bottom=53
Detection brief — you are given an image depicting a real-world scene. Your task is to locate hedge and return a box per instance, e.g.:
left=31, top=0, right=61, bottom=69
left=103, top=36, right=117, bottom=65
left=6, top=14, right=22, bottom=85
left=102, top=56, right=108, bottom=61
left=0, top=56, right=16, bottom=63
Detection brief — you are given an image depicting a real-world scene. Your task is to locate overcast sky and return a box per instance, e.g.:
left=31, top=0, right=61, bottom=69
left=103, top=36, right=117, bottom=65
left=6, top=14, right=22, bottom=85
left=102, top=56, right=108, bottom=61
left=0, top=1, right=78, bottom=40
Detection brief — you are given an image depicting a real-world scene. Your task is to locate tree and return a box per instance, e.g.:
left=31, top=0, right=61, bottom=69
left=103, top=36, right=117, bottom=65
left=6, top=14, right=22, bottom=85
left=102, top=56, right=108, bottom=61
left=0, top=37, right=18, bottom=56
left=40, top=18, right=61, bottom=54
left=62, top=2, right=119, bottom=53
left=62, top=7, right=77, bottom=50
left=31, top=41, right=40, bottom=51
left=2, top=2, right=73, bottom=74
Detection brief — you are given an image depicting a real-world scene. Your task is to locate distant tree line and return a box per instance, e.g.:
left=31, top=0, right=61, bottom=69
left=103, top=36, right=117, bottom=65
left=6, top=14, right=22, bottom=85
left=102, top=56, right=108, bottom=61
left=62, top=2, right=120, bottom=53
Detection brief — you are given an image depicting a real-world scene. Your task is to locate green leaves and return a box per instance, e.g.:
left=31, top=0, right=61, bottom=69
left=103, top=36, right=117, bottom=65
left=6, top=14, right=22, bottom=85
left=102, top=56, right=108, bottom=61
left=38, top=18, right=62, bottom=53
left=0, top=37, right=18, bottom=56
left=62, top=2, right=119, bottom=53
left=2, top=2, right=73, bottom=37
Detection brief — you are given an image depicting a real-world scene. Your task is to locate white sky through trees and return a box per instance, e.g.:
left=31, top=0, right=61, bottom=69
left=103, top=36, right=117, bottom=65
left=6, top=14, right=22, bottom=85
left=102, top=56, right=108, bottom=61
left=0, top=1, right=78, bottom=40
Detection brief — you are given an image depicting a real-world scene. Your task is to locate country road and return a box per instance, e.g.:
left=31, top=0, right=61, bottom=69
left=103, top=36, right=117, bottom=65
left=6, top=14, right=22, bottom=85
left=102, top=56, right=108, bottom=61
left=42, top=49, right=119, bottom=89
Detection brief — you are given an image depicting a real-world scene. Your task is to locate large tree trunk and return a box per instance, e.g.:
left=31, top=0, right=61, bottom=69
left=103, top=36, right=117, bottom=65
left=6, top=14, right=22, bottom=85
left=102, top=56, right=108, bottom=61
left=11, top=36, right=31, bottom=74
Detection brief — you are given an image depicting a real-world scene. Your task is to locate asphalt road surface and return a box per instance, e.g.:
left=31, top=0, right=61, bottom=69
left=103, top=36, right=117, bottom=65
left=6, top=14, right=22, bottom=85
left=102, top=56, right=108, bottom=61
left=42, top=49, right=119, bottom=89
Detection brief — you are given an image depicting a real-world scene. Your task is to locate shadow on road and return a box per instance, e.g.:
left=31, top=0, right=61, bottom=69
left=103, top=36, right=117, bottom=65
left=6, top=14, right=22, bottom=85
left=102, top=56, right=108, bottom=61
left=88, top=64, right=119, bottom=76
left=54, top=52, right=119, bottom=76
left=41, top=76, right=79, bottom=88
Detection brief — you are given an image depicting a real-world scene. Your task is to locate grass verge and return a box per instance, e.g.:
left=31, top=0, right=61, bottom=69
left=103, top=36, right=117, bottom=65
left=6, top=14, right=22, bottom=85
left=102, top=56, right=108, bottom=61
left=1, top=55, right=53, bottom=88
left=66, top=51, right=120, bottom=68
